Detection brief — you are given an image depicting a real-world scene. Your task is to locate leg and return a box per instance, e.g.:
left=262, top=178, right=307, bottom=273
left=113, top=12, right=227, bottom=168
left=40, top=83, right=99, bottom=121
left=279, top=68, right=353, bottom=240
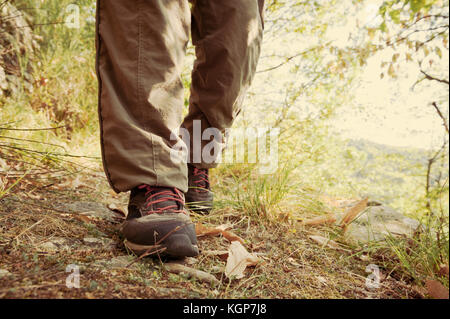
left=96, top=0, right=198, bottom=258
left=96, top=0, right=191, bottom=193
left=182, top=0, right=265, bottom=168
left=182, top=0, right=264, bottom=212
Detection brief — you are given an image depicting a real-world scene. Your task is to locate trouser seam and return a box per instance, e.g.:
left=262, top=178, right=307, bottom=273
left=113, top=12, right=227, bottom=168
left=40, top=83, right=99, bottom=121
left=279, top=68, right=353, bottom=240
left=96, top=0, right=120, bottom=193
left=136, top=0, right=159, bottom=187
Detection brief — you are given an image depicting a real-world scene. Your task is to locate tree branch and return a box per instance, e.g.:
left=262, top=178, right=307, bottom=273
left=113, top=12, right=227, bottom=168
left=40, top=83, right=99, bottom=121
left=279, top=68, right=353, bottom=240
left=256, top=46, right=324, bottom=73
left=431, top=102, right=449, bottom=134
left=420, top=70, right=449, bottom=85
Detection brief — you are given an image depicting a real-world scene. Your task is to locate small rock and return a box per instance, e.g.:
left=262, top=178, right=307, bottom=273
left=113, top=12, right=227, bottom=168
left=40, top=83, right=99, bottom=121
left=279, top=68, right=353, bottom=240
left=83, top=237, right=103, bottom=244
left=83, top=237, right=112, bottom=245
left=316, top=276, right=328, bottom=286
left=38, top=237, right=72, bottom=252
left=165, top=262, right=220, bottom=285
left=83, top=237, right=115, bottom=251
left=0, top=269, right=11, bottom=278
left=157, top=287, right=188, bottom=297
left=359, top=254, right=370, bottom=261
left=344, top=205, right=421, bottom=243
left=94, top=255, right=137, bottom=270
left=53, top=201, right=118, bottom=222
left=39, top=241, right=58, bottom=251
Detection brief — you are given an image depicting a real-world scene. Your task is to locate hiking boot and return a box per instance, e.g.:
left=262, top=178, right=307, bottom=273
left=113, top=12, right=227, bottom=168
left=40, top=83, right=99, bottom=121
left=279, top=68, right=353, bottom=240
left=121, top=185, right=199, bottom=258
left=185, top=165, right=213, bottom=213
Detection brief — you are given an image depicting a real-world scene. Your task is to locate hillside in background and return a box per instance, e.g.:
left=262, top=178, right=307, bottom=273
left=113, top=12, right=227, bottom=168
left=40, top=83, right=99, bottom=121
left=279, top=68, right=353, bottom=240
left=340, top=138, right=448, bottom=216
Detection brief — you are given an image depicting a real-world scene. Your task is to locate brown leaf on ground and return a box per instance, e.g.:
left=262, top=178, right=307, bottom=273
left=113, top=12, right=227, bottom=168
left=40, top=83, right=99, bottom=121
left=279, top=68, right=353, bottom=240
left=340, top=198, right=368, bottom=231
left=195, top=223, right=244, bottom=244
left=164, top=262, right=219, bottom=285
left=107, top=203, right=127, bottom=219
left=301, top=214, right=337, bottom=226
left=62, top=213, right=94, bottom=224
left=425, top=279, right=449, bottom=299
left=309, top=235, right=342, bottom=250
left=108, top=189, right=119, bottom=198
left=223, top=231, right=245, bottom=243
left=225, top=241, right=260, bottom=279
left=196, top=223, right=230, bottom=236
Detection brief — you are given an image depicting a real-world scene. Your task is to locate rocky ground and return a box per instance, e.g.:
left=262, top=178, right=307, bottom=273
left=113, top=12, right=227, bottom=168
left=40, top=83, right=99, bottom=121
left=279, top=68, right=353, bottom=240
left=0, top=169, right=427, bottom=299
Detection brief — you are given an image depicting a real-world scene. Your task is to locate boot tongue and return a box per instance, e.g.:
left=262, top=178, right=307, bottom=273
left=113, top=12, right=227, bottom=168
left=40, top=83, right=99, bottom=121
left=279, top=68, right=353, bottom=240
left=148, top=187, right=183, bottom=212
left=193, top=168, right=208, bottom=189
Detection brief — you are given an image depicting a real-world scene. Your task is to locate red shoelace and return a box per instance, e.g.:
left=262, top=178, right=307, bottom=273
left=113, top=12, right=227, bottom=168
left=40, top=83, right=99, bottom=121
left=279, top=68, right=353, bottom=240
left=138, top=185, right=186, bottom=214
left=192, top=168, right=209, bottom=193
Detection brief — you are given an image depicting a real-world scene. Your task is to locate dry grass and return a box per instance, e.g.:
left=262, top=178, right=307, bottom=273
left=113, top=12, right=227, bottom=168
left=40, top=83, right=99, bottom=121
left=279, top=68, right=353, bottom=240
left=0, top=159, right=424, bottom=299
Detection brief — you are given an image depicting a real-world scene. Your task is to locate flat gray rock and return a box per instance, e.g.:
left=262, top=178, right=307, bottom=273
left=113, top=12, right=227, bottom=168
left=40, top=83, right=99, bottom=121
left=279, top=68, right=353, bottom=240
left=83, top=237, right=115, bottom=251
left=37, top=237, right=73, bottom=252
left=345, top=205, right=421, bottom=243
left=94, top=255, right=137, bottom=270
left=53, top=201, right=118, bottom=222
left=37, top=236, right=116, bottom=253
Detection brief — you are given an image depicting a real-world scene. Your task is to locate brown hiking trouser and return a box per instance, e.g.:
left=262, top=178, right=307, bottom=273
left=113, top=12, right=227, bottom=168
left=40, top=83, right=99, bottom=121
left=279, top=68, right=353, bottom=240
left=96, top=0, right=264, bottom=193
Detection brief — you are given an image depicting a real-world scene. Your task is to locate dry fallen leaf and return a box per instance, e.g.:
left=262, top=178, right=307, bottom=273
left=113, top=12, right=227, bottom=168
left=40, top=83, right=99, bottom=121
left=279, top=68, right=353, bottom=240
left=426, top=279, right=449, bottom=299
left=195, top=223, right=244, bottom=244
left=301, top=214, right=337, bottom=226
left=222, top=231, right=245, bottom=243
left=225, top=241, right=260, bottom=279
left=340, top=198, right=368, bottom=231
left=62, top=213, right=94, bottom=224
left=196, top=223, right=230, bottom=236
left=107, top=203, right=127, bottom=218
left=286, top=257, right=301, bottom=267
left=309, top=235, right=342, bottom=250
left=109, top=189, right=119, bottom=198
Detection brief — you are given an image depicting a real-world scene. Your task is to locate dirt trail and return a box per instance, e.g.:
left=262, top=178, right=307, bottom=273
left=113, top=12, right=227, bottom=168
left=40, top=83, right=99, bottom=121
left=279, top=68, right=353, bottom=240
left=0, top=171, right=423, bottom=299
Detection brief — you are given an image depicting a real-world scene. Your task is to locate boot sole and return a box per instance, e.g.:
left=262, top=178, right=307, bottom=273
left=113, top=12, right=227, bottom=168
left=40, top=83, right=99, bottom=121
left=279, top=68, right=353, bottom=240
left=121, top=213, right=199, bottom=258
left=124, top=234, right=199, bottom=258
left=186, top=202, right=213, bottom=214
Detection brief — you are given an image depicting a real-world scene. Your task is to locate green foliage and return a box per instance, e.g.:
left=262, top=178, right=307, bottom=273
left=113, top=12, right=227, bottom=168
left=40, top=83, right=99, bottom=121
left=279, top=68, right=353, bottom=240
left=1, top=0, right=100, bottom=160
left=0, top=0, right=448, bottom=292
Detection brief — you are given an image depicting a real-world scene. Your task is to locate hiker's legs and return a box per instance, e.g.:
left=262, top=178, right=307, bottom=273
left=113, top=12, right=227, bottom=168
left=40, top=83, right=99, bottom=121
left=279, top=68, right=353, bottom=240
left=96, top=0, right=190, bottom=193
left=182, top=0, right=265, bottom=168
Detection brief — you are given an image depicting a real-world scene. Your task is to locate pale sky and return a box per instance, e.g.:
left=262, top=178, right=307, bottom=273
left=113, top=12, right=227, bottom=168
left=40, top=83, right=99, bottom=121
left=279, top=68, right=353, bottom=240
left=251, top=0, right=449, bottom=150
left=330, top=1, right=449, bottom=150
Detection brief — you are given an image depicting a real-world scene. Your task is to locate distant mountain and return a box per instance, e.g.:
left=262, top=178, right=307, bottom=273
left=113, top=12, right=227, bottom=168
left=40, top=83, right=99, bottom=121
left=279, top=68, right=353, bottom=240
left=346, top=138, right=429, bottom=166
left=341, top=138, right=448, bottom=210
